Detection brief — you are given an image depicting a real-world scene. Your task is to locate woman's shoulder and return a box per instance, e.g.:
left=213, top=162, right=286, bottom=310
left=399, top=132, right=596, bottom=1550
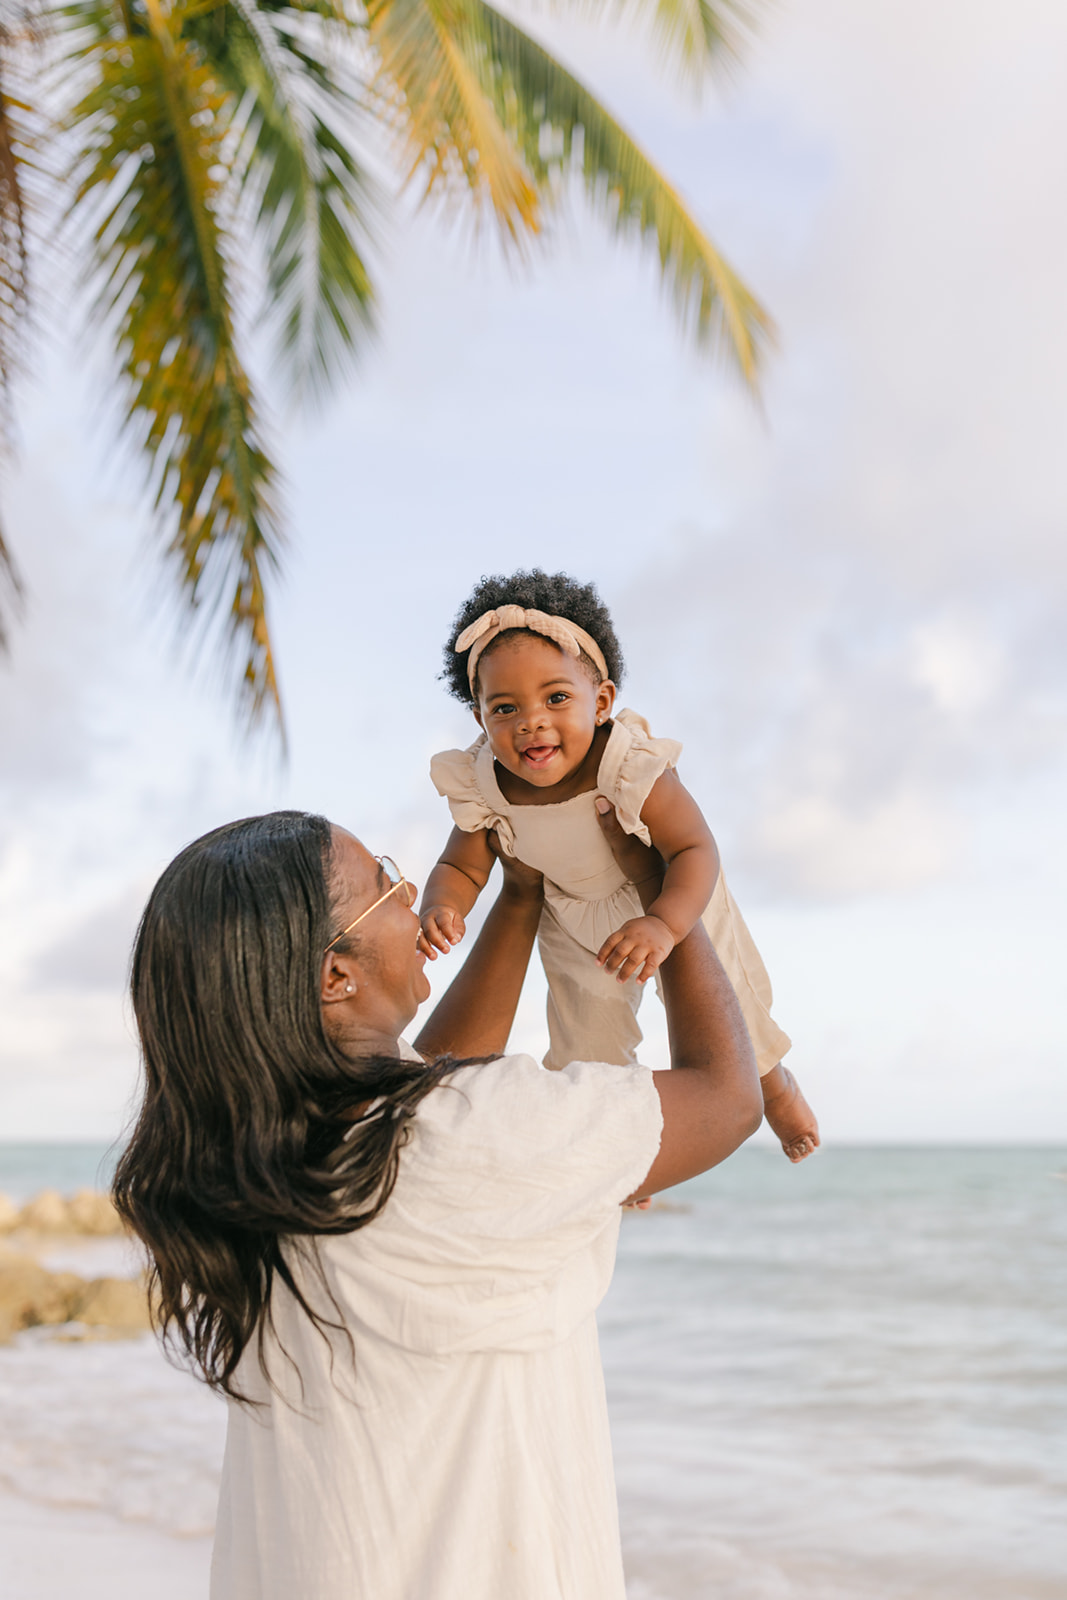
left=598, top=708, right=683, bottom=842
left=415, top=1054, right=662, bottom=1192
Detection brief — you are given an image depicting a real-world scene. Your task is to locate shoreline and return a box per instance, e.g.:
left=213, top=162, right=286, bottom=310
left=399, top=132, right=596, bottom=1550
left=0, top=1486, right=212, bottom=1600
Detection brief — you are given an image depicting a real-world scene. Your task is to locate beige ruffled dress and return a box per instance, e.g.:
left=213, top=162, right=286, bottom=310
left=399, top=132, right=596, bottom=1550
left=431, top=709, right=791, bottom=1074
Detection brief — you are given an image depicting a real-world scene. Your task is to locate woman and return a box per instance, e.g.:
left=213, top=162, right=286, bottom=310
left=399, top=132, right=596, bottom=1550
left=114, top=805, right=761, bottom=1600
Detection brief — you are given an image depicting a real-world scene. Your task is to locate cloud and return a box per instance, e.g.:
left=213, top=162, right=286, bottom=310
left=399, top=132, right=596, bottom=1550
left=616, top=523, right=1066, bottom=903
left=27, top=888, right=146, bottom=994
left=585, top=1, right=1067, bottom=905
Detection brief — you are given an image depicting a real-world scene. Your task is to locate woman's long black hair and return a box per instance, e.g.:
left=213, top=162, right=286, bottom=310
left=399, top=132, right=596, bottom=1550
left=112, top=810, right=458, bottom=1399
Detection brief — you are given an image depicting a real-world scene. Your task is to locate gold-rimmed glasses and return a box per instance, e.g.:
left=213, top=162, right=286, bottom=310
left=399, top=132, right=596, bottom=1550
left=325, top=855, right=413, bottom=953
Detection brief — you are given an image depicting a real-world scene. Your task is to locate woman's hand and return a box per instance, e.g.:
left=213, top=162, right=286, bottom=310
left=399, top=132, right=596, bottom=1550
left=594, top=798, right=664, bottom=905
left=487, top=830, right=545, bottom=903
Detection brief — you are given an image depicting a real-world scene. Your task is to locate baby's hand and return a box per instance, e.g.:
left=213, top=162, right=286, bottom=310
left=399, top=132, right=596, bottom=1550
left=419, top=906, right=466, bottom=957
left=597, top=916, right=675, bottom=985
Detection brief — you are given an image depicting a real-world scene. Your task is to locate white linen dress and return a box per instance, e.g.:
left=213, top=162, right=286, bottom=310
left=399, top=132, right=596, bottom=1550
left=431, top=709, right=791, bottom=1074
left=210, top=1052, right=663, bottom=1600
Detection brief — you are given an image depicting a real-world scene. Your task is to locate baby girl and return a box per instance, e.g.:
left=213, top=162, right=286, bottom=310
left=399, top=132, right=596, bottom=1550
left=420, top=569, right=819, bottom=1162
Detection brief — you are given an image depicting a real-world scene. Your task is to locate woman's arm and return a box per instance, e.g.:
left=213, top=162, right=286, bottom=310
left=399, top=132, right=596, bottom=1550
left=596, top=768, right=719, bottom=982
left=595, top=802, right=762, bottom=1198
left=420, top=826, right=497, bottom=955
left=414, top=850, right=543, bottom=1061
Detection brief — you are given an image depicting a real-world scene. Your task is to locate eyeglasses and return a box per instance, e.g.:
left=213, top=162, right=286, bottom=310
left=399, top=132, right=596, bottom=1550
left=325, top=856, right=413, bottom=953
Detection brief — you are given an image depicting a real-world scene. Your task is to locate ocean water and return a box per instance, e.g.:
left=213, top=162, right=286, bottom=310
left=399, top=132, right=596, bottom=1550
left=606, top=1147, right=1067, bottom=1600
left=0, top=1144, right=1064, bottom=1598
left=0, top=1144, right=117, bottom=1204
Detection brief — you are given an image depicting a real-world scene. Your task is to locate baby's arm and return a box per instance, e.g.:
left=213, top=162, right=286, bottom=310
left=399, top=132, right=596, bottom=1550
left=420, top=826, right=496, bottom=956
left=598, top=769, right=719, bottom=984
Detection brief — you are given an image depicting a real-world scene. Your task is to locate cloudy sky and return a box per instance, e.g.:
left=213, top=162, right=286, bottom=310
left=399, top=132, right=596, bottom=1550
left=1, top=0, right=1065, bottom=1143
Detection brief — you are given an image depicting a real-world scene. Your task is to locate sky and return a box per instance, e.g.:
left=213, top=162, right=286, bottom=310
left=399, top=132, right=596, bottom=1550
left=1, top=0, right=1065, bottom=1143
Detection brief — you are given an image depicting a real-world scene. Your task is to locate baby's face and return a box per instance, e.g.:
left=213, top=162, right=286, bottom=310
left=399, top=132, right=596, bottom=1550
left=474, top=634, right=615, bottom=789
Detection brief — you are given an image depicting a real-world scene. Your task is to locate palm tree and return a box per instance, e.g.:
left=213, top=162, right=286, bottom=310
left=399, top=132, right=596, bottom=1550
left=0, top=0, right=770, bottom=733
left=0, top=0, right=39, bottom=648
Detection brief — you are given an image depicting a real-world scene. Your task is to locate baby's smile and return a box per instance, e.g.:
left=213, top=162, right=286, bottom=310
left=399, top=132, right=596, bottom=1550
left=519, top=742, right=561, bottom=772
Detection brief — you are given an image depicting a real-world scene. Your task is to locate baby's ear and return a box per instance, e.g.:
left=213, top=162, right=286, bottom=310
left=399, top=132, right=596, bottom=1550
left=596, top=679, right=617, bottom=721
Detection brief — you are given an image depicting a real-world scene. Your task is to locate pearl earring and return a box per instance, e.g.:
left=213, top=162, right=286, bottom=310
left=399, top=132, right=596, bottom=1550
left=345, top=983, right=355, bottom=994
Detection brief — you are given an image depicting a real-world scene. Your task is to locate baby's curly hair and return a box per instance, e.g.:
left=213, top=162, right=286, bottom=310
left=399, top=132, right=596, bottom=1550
left=442, top=569, right=625, bottom=705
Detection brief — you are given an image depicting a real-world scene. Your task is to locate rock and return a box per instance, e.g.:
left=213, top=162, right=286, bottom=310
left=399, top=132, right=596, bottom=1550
left=0, top=1192, right=19, bottom=1233
left=0, top=1259, right=83, bottom=1342
left=18, top=1189, right=70, bottom=1232
left=67, top=1188, right=124, bottom=1236
left=0, top=1260, right=153, bottom=1343
left=73, top=1276, right=152, bottom=1334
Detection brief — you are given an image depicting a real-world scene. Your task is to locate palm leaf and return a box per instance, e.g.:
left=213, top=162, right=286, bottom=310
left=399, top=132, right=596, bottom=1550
left=366, top=0, right=542, bottom=238
left=454, top=0, right=772, bottom=379
left=584, top=0, right=760, bottom=81
left=64, top=0, right=284, bottom=727
left=187, top=0, right=377, bottom=400
left=0, top=2, right=41, bottom=648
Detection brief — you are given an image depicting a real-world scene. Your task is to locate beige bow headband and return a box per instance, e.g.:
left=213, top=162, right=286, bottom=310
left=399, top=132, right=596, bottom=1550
left=455, top=605, right=609, bottom=692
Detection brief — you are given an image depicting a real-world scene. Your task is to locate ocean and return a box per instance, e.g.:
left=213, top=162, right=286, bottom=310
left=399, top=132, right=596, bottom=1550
left=1, top=1144, right=1064, bottom=1599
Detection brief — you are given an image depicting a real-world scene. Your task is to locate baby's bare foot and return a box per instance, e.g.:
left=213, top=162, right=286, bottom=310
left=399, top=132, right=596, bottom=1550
left=761, top=1065, right=820, bottom=1163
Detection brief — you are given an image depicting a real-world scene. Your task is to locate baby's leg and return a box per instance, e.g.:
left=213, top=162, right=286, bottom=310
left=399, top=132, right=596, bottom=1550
left=700, top=872, right=792, bottom=1075
left=760, top=1063, right=820, bottom=1163
left=538, top=907, right=645, bottom=1070
left=701, top=872, right=819, bottom=1161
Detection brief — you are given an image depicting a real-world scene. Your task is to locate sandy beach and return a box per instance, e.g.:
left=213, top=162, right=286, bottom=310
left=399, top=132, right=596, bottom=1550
left=0, top=1488, right=212, bottom=1600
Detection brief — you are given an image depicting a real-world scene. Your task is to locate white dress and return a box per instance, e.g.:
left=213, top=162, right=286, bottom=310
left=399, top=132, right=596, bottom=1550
left=431, top=709, right=792, bottom=1074
left=211, top=1052, right=663, bottom=1600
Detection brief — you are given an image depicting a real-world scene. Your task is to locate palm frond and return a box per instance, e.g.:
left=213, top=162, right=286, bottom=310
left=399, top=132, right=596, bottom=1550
left=0, top=2, right=43, bottom=650
left=366, top=0, right=541, bottom=237
left=585, top=0, right=760, bottom=82
left=189, top=0, right=377, bottom=401
left=397, top=0, right=773, bottom=381
left=0, top=81, right=30, bottom=407
left=63, top=0, right=285, bottom=728
left=0, top=2, right=42, bottom=423
left=0, top=520, right=22, bottom=651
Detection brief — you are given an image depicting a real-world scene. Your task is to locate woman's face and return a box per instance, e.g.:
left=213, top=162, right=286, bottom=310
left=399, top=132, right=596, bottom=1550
left=327, top=829, right=430, bottom=1028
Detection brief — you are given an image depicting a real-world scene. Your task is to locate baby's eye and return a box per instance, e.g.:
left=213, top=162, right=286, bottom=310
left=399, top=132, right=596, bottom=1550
left=547, top=692, right=570, bottom=705
left=492, top=703, right=517, bottom=717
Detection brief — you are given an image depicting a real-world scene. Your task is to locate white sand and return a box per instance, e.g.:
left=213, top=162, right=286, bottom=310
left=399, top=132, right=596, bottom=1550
left=0, top=1488, right=212, bottom=1600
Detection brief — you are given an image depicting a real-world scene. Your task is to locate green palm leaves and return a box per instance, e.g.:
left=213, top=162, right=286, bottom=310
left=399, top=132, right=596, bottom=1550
left=0, top=0, right=39, bottom=645
left=63, top=0, right=374, bottom=723
left=6, top=0, right=771, bottom=731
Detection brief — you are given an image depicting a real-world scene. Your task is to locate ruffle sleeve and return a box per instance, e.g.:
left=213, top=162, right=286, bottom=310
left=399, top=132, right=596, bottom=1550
left=598, top=708, right=682, bottom=845
left=430, top=737, right=516, bottom=856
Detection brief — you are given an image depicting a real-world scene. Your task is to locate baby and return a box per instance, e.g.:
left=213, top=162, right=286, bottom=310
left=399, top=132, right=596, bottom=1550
left=420, top=569, right=819, bottom=1162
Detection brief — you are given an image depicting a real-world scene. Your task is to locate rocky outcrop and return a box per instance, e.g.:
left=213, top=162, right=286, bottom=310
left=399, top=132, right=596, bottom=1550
left=0, top=1255, right=152, bottom=1343
left=0, top=1187, right=125, bottom=1236
left=67, top=1188, right=126, bottom=1235
left=0, top=1186, right=149, bottom=1342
